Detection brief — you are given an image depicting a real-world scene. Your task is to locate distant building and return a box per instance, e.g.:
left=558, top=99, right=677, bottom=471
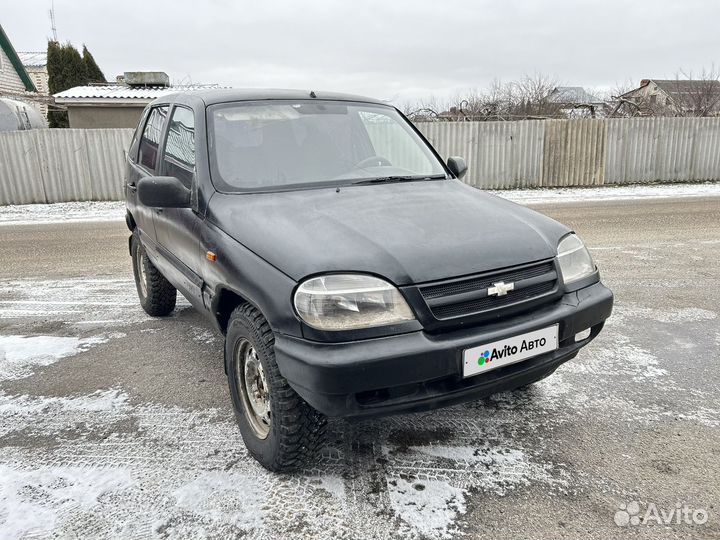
left=17, top=52, right=49, bottom=117
left=548, top=86, right=604, bottom=117
left=0, top=24, right=46, bottom=126
left=54, top=71, right=220, bottom=128
left=618, top=79, right=720, bottom=117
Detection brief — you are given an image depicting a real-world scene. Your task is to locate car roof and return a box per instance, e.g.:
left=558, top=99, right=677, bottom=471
left=153, top=88, right=388, bottom=108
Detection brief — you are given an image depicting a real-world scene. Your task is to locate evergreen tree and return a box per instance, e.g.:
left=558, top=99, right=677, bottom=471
left=47, top=41, right=105, bottom=127
left=82, top=45, right=106, bottom=83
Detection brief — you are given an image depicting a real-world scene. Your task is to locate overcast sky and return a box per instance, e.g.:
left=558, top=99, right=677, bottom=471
left=4, top=0, right=720, bottom=105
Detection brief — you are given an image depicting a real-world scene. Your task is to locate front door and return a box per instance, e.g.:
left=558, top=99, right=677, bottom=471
left=127, top=105, right=169, bottom=243
left=153, top=105, right=204, bottom=307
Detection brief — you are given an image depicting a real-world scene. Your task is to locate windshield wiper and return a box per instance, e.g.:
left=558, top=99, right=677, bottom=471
left=351, top=174, right=446, bottom=185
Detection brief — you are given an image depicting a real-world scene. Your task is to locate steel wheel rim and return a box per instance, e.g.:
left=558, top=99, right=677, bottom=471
left=235, top=338, right=271, bottom=439
left=136, top=249, right=148, bottom=298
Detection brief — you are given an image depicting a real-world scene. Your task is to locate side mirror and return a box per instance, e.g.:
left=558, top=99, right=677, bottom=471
left=447, top=156, right=467, bottom=180
left=137, top=176, right=190, bottom=208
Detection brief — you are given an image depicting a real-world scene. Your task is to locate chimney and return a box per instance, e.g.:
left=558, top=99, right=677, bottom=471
left=123, top=71, right=170, bottom=88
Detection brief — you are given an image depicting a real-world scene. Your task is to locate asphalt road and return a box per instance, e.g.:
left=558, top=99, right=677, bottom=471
left=0, top=196, right=719, bottom=539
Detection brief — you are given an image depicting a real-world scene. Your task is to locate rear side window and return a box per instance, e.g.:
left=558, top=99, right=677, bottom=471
left=128, top=107, right=150, bottom=160
left=161, top=106, right=195, bottom=188
left=138, top=106, right=169, bottom=172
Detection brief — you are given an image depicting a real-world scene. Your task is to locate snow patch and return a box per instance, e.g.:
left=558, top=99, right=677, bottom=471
left=568, top=343, right=667, bottom=382
left=413, top=444, right=564, bottom=493
left=674, top=407, right=720, bottom=428
left=0, top=465, right=134, bottom=540
left=171, top=471, right=265, bottom=531
left=491, top=183, right=720, bottom=205
left=0, top=389, right=129, bottom=420
left=0, top=334, right=111, bottom=381
left=0, top=201, right=125, bottom=226
left=388, top=477, right=466, bottom=540
left=312, top=475, right=346, bottom=500
left=190, top=328, right=218, bottom=344
left=610, top=304, right=717, bottom=325
left=0, top=278, right=150, bottom=326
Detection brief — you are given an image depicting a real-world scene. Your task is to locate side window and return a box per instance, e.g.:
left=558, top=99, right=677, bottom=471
left=138, top=106, right=169, bottom=172
left=161, top=106, right=195, bottom=188
left=128, top=107, right=150, bottom=161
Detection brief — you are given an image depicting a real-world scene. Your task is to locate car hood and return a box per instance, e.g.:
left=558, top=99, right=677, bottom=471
left=207, top=180, right=570, bottom=285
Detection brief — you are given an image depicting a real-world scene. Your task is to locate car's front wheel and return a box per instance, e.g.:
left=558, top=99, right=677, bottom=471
left=225, top=303, right=326, bottom=472
left=131, top=233, right=177, bottom=316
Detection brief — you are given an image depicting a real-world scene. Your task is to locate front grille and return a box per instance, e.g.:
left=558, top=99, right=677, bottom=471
left=420, top=261, right=554, bottom=299
left=418, top=259, right=559, bottom=320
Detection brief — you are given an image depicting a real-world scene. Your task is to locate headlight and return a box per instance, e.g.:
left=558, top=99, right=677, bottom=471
left=557, top=234, right=595, bottom=283
left=294, top=274, right=415, bottom=331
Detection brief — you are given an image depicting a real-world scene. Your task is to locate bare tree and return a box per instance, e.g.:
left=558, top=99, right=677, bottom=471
left=669, top=66, right=720, bottom=116
left=405, top=73, right=566, bottom=122
left=402, top=95, right=449, bottom=122
left=509, top=73, right=563, bottom=118
left=606, top=79, right=650, bottom=117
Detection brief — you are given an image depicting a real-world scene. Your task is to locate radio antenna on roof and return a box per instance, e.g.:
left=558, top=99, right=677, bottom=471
left=49, top=0, right=58, bottom=41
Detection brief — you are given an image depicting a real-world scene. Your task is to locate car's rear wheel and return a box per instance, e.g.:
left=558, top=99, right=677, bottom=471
left=225, top=303, right=326, bottom=472
left=131, top=233, right=177, bottom=316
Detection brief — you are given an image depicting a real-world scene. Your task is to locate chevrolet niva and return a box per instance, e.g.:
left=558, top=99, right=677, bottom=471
left=125, top=89, right=613, bottom=471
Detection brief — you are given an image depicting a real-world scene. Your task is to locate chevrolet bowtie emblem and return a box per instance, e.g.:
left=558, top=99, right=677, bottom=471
left=488, top=281, right=515, bottom=296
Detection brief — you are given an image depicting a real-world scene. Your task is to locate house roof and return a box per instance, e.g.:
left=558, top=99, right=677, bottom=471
left=621, top=79, right=720, bottom=100
left=0, top=25, right=37, bottom=92
left=53, top=84, right=223, bottom=103
left=548, top=86, right=602, bottom=104
left=648, top=79, right=720, bottom=97
left=17, top=51, right=47, bottom=68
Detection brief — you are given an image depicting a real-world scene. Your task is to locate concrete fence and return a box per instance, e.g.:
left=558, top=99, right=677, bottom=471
left=2, top=117, right=720, bottom=205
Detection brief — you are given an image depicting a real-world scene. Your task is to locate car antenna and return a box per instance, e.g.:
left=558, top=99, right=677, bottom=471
left=309, top=90, right=317, bottom=98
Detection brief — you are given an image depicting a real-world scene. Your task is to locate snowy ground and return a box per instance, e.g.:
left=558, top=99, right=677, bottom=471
left=0, top=201, right=125, bottom=226
left=0, top=196, right=718, bottom=538
left=490, top=182, right=720, bottom=205
left=0, top=183, right=719, bottom=225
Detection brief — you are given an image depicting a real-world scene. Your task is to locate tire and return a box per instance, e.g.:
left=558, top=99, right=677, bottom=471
left=131, top=233, right=177, bottom=317
left=225, top=303, right=326, bottom=472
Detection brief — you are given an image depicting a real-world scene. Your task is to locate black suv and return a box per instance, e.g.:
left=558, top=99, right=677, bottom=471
left=125, top=89, right=613, bottom=471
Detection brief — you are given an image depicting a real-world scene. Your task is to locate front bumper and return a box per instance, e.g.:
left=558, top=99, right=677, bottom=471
left=274, top=281, right=613, bottom=418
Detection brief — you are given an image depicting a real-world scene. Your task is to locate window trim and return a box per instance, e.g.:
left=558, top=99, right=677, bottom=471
left=128, top=106, right=151, bottom=163
left=159, top=104, right=196, bottom=187
left=136, top=104, right=170, bottom=175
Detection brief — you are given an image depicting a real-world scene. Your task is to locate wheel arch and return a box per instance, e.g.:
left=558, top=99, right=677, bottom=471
left=125, top=210, right=136, bottom=231
left=213, top=286, right=258, bottom=335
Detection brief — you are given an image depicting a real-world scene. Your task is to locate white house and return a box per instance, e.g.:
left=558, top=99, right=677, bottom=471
left=0, top=25, right=40, bottom=107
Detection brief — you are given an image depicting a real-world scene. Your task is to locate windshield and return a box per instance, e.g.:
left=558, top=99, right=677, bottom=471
left=207, top=100, right=447, bottom=191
